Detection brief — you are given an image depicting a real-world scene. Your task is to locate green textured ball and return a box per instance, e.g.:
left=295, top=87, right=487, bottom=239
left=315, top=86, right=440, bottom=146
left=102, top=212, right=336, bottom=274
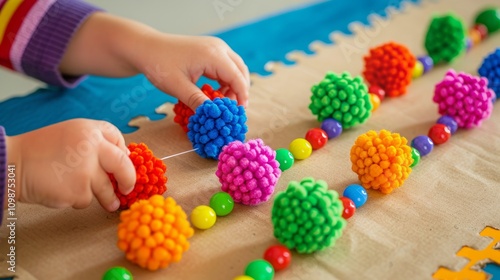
left=309, top=71, right=371, bottom=129
left=424, top=14, right=466, bottom=64
left=102, top=267, right=133, bottom=280
left=474, top=7, right=500, bottom=34
left=271, top=177, right=346, bottom=254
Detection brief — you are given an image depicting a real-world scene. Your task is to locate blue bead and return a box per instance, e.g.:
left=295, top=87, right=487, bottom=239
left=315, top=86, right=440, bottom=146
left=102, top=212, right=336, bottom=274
left=343, top=184, right=368, bottom=208
left=417, top=55, right=434, bottom=73
left=411, top=135, right=434, bottom=156
left=466, top=38, right=473, bottom=52
left=437, top=115, right=458, bottom=134
left=320, top=118, right=343, bottom=139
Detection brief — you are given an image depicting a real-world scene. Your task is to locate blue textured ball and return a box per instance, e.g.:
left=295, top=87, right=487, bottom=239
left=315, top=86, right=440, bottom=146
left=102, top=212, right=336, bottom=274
left=478, top=48, right=500, bottom=101
left=187, top=97, right=248, bottom=159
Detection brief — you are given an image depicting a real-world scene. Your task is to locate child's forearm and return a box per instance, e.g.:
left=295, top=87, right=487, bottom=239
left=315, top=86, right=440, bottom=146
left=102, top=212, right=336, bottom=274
left=59, top=12, right=155, bottom=78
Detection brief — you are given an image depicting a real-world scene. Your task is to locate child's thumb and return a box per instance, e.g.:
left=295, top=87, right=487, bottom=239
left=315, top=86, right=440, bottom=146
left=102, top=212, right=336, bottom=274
left=174, top=79, right=210, bottom=111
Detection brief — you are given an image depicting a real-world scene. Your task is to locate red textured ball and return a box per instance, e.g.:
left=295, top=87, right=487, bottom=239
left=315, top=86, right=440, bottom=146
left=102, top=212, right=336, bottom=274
left=110, top=142, right=167, bottom=209
left=340, top=197, right=356, bottom=219
left=173, top=84, right=224, bottom=132
left=428, top=124, right=451, bottom=145
left=363, top=42, right=416, bottom=97
left=368, top=85, right=386, bottom=101
left=263, top=245, right=291, bottom=271
left=305, top=128, right=328, bottom=150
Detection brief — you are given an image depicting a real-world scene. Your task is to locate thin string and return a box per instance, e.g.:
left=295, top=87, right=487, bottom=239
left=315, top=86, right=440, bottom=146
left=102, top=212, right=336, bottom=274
left=160, top=148, right=198, bottom=160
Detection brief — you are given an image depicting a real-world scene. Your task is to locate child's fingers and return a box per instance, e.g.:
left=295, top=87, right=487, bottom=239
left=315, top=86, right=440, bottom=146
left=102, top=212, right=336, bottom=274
left=206, top=53, right=249, bottom=107
left=91, top=169, right=121, bottom=212
left=98, top=121, right=129, bottom=155
left=171, top=77, right=210, bottom=110
left=227, top=50, right=250, bottom=87
left=98, top=141, right=135, bottom=197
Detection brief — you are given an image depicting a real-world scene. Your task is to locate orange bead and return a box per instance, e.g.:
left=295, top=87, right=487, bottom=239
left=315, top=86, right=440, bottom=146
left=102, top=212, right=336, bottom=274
left=369, top=94, right=381, bottom=111
left=469, top=29, right=482, bottom=46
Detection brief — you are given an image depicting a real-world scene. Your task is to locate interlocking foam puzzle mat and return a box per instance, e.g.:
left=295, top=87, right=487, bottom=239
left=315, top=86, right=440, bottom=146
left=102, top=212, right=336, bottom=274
left=0, top=0, right=499, bottom=279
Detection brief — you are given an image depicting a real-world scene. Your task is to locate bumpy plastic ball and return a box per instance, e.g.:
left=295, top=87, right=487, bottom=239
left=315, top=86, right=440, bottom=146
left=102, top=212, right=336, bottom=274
left=478, top=48, right=500, bottom=100
left=111, top=143, right=167, bottom=210
left=102, top=267, right=133, bottom=280
left=275, top=148, right=294, bottom=172
left=216, top=139, right=281, bottom=205
left=363, top=42, right=416, bottom=97
left=245, top=259, right=274, bottom=280
left=190, top=205, right=217, bottom=230
left=309, top=71, right=372, bottom=129
left=187, top=97, right=248, bottom=159
left=271, top=177, right=346, bottom=254
left=433, top=70, right=494, bottom=128
left=350, top=130, right=413, bottom=194
left=474, top=8, right=500, bottom=34
left=209, top=192, right=234, bottom=216
left=424, top=14, right=466, bottom=64
left=263, top=245, right=292, bottom=271
left=173, top=84, right=225, bottom=132
left=117, top=195, right=194, bottom=271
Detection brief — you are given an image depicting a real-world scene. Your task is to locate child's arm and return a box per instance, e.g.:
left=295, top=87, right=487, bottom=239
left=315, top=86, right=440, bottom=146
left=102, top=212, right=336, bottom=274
left=59, top=12, right=250, bottom=109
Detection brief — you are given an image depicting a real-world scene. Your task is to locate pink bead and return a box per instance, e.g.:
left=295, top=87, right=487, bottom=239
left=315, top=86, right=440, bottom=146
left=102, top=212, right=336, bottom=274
left=216, top=139, right=281, bottom=205
left=433, top=70, right=494, bottom=128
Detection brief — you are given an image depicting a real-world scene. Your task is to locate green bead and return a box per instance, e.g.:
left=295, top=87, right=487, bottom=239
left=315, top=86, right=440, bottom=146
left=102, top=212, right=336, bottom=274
left=209, top=191, right=234, bottom=216
left=102, top=267, right=133, bottom=280
left=245, top=259, right=274, bottom=280
left=410, top=147, right=421, bottom=168
left=475, top=8, right=500, bottom=34
left=275, top=148, right=294, bottom=171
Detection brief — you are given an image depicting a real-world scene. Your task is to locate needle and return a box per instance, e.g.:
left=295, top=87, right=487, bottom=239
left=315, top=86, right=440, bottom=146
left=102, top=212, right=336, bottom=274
left=160, top=148, right=198, bottom=160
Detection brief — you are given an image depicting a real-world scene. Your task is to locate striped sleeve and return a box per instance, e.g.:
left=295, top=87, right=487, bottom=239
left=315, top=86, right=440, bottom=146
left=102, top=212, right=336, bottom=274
left=0, top=0, right=102, bottom=88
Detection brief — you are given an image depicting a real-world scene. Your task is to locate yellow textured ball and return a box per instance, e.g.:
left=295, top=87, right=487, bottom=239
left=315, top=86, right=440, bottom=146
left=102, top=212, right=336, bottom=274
left=117, top=195, right=194, bottom=271
left=350, top=130, right=413, bottom=194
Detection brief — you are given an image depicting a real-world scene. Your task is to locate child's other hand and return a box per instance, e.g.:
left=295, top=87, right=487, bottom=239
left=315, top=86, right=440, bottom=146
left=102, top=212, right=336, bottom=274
left=7, top=119, right=135, bottom=212
left=135, top=34, right=251, bottom=110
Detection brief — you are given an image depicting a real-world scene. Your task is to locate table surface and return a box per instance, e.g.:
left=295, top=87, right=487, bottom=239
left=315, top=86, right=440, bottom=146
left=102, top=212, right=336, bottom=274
left=1, top=0, right=499, bottom=279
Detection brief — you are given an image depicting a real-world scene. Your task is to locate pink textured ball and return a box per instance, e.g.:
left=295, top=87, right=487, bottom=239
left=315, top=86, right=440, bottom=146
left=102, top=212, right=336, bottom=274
left=433, top=69, right=494, bottom=128
left=216, top=139, right=281, bottom=205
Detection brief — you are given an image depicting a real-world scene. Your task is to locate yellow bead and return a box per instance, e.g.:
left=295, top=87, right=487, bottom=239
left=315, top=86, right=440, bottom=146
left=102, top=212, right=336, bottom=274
left=190, top=205, right=217, bottom=230
left=369, top=94, right=381, bottom=112
left=233, top=276, right=254, bottom=280
left=412, top=60, right=424, bottom=79
left=289, top=138, right=312, bottom=160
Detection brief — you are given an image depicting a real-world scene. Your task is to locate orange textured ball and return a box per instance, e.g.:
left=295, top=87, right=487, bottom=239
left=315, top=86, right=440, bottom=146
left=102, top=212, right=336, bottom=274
left=117, top=195, right=194, bottom=271
left=111, top=143, right=167, bottom=209
left=173, top=84, right=225, bottom=132
left=363, top=42, right=416, bottom=98
left=350, top=130, right=413, bottom=194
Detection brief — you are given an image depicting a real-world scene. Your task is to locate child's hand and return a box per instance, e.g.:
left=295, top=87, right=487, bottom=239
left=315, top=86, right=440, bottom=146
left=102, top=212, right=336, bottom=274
left=7, top=119, right=135, bottom=212
left=135, top=34, right=251, bottom=110
left=60, top=13, right=250, bottom=111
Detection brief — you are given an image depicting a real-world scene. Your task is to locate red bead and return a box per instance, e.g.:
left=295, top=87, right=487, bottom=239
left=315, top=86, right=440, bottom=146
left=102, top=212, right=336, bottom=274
left=473, top=24, right=488, bottom=40
left=428, top=124, right=451, bottom=145
left=263, top=245, right=291, bottom=271
left=340, top=197, right=356, bottom=219
left=368, top=85, right=386, bottom=101
left=305, top=128, right=328, bottom=150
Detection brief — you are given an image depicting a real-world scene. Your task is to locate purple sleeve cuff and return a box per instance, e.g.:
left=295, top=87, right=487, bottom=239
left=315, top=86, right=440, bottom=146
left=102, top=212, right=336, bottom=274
left=0, top=126, right=6, bottom=224
left=21, top=0, right=103, bottom=88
